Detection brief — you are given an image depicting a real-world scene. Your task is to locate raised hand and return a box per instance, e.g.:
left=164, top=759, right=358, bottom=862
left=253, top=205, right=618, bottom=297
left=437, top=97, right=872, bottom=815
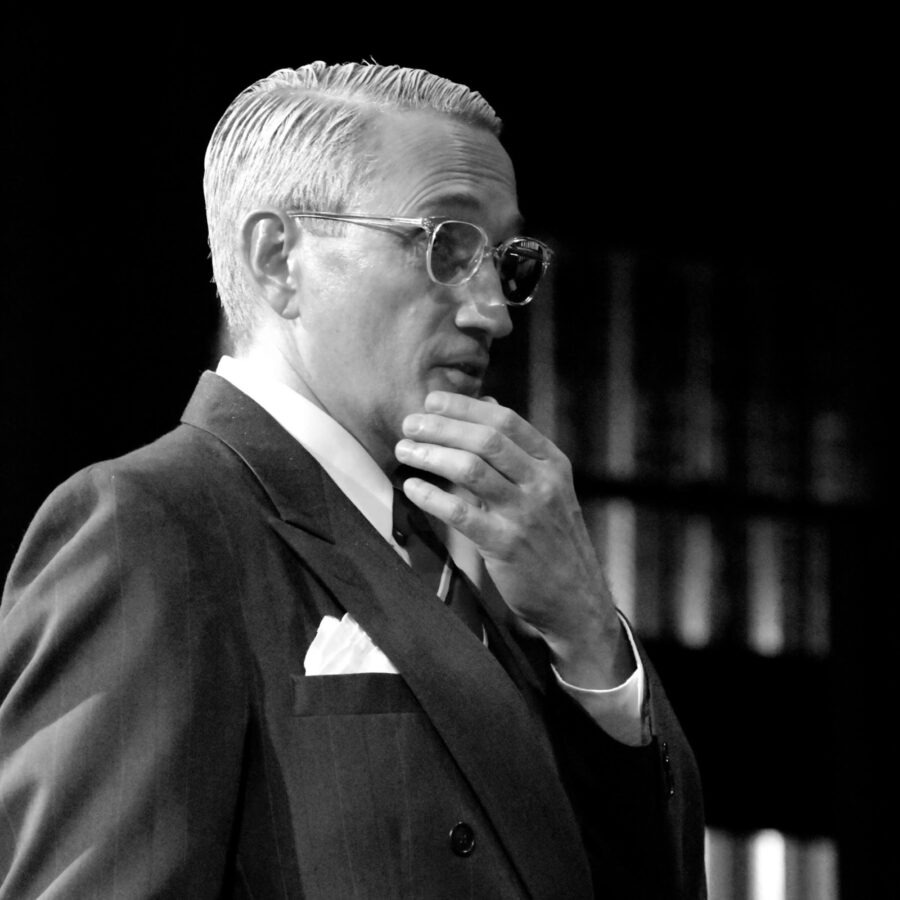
left=394, top=390, right=634, bottom=688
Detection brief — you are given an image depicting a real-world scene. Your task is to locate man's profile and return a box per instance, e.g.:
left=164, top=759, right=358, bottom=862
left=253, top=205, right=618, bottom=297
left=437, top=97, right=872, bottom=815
left=0, top=61, right=705, bottom=898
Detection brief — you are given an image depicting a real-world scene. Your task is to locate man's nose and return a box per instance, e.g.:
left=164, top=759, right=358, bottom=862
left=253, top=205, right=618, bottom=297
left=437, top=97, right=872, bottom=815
left=452, top=264, right=513, bottom=339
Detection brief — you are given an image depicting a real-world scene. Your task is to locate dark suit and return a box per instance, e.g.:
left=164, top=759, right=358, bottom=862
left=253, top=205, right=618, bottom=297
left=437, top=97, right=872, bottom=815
left=0, top=373, right=705, bottom=898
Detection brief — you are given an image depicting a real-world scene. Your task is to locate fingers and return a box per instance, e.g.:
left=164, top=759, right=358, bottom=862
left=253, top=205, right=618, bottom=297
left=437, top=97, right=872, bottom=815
left=394, top=392, right=571, bottom=547
left=395, top=438, right=513, bottom=504
left=422, top=392, right=551, bottom=460
left=401, top=476, right=493, bottom=547
left=399, top=413, right=532, bottom=485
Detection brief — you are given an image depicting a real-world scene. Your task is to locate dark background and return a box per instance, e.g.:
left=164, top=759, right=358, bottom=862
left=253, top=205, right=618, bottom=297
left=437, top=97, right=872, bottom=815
left=2, top=15, right=896, bottom=895
left=3, top=21, right=893, bottom=558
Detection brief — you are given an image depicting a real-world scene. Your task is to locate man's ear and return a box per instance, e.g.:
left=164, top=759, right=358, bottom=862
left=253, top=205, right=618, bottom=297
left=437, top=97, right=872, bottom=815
left=240, top=209, right=302, bottom=319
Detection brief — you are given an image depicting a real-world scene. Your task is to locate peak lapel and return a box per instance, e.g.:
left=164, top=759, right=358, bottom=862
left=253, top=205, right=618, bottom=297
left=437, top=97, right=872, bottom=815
left=181, top=371, right=334, bottom=541
left=275, top=477, right=593, bottom=900
left=182, top=371, right=593, bottom=899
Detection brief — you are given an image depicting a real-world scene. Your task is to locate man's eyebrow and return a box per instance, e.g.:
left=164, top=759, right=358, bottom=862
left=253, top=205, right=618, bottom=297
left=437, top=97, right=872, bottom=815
left=419, top=193, right=481, bottom=216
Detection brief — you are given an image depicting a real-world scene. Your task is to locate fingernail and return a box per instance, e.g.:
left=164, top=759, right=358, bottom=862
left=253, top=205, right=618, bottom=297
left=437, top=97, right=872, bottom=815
left=395, top=440, right=414, bottom=459
left=403, top=414, right=424, bottom=435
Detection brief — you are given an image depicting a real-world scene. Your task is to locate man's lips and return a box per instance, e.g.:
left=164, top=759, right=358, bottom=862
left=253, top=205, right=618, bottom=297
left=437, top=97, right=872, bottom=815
left=436, top=354, right=489, bottom=380
left=433, top=358, right=489, bottom=394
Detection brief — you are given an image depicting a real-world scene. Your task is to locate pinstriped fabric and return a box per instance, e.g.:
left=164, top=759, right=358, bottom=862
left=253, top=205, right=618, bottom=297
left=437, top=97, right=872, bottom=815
left=287, top=703, right=527, bottom=898
left=392, top=486, right=485, bottom=641
left=1, top=373, right=706, bottom=898
left=1, top=462, right=251, bottom=898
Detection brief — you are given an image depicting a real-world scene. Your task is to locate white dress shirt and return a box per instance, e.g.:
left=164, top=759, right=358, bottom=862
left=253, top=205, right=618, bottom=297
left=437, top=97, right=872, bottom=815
left=217, top=356, right=647, bottom=746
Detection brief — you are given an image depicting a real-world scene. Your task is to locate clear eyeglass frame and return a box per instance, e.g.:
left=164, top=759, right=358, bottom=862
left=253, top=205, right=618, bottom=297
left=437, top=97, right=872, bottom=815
left=285, top=211, right=553, bottom=306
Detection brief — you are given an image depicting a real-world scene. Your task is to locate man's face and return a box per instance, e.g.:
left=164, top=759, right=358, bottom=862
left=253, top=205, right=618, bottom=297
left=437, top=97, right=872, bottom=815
left=291, top=109, right=520, bottom=469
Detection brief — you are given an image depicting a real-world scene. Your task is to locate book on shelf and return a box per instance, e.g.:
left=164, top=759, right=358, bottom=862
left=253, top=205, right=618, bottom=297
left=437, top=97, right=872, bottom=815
left=809, top=408, right=869, bottom=505
left=674, top=513, right=717, bottom=648
left=706, top=828, right=837, bottom=900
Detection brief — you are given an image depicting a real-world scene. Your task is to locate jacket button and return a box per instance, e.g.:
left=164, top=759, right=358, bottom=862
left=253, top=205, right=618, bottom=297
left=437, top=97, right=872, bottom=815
left=449, top=821, right=476, bottom=857
left=662, top=741, right=675, bottom=799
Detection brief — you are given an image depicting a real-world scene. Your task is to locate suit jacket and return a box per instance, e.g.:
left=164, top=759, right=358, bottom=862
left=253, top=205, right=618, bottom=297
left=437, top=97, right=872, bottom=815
left=0, top=373, right=705, bottom=899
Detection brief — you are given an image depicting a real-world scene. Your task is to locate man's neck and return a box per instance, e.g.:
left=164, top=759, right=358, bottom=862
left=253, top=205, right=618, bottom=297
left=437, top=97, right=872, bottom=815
left=235, top=343, right=397, bottom=475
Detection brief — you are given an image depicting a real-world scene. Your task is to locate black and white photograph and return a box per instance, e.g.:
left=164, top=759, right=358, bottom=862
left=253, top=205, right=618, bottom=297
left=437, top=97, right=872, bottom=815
left=1, top=17, right=895, bottom=899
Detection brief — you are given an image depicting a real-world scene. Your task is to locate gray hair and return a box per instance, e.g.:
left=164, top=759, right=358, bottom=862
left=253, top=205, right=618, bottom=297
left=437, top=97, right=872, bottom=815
left=203, top=60, right=502, bottom=347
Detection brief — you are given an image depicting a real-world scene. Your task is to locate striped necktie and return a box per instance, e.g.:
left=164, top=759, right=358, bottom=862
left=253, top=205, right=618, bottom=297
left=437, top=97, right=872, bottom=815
left=391, top=485, right=485, bottom=640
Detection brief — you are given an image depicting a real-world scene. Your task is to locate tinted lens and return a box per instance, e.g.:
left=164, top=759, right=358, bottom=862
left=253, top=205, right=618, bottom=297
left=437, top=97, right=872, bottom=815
left=497, top=239, right=548, bottom=305
left=429, top=221, right=485, bottom=284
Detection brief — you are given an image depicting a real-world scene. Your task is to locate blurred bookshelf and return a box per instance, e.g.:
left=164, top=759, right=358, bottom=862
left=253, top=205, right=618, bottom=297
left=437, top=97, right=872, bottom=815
left=522, top=245, right=887, bottom=899
left=706, top=829, right=837, bottom=900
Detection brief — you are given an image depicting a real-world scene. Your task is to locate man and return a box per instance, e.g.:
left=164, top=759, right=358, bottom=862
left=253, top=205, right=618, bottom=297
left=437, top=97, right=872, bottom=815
left=0, top=61, right=705, bottom=898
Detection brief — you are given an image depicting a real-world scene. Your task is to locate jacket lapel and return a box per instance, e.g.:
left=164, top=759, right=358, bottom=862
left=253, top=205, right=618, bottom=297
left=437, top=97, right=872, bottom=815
left=182, top=372, right=593, bottom=900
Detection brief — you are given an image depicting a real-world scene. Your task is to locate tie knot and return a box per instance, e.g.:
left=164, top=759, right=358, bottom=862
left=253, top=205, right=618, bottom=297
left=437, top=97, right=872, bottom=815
left=391, top=485, right=434, bottom=548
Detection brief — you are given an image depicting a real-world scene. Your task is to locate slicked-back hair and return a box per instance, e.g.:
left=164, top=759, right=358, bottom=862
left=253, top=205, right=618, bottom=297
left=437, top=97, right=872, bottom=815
left=203, top=61, right=502, bottom=347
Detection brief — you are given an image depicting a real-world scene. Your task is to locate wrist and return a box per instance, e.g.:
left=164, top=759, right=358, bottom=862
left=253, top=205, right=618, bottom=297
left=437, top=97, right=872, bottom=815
left=546, top=615, right=635, bottom=691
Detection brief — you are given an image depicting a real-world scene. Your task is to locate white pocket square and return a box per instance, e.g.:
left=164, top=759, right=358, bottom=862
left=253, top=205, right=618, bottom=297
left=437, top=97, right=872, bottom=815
left=304, top=613, right=399, bottom=675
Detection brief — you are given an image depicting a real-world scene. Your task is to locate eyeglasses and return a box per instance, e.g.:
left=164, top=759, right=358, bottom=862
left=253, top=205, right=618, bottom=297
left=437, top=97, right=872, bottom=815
left=285, top=212, right=553, bottom=306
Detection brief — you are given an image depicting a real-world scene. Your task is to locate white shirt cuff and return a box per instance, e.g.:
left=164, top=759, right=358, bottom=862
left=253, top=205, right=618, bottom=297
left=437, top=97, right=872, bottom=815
left=551, top=614, right=648, bottom=747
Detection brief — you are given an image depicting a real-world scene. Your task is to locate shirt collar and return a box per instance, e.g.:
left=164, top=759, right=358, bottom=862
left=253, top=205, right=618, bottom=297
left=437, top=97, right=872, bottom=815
left=216, top=355, right=395, bottom=543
